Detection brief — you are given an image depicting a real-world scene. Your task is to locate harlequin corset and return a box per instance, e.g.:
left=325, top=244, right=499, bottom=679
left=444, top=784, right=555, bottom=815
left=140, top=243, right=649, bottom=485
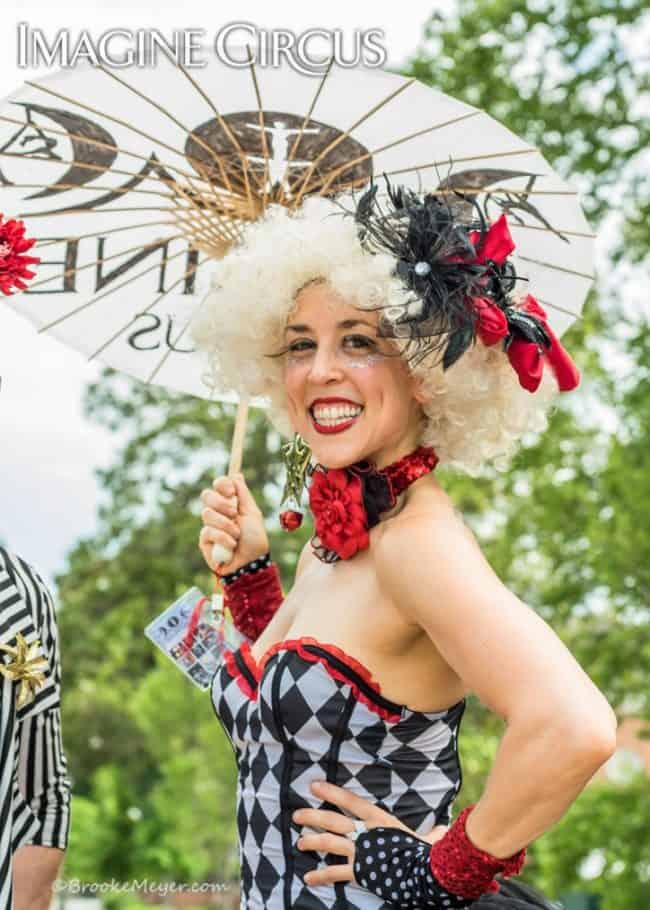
left=211, top=637, right=466, bottom=910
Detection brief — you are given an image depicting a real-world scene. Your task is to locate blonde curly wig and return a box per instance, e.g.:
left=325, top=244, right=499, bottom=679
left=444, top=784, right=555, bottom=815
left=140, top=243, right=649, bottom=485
left=191, top=193, right=559, bottom=476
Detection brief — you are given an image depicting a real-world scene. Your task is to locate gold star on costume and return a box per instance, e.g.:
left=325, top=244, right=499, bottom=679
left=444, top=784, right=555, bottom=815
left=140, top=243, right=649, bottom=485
left=0, top=632, right=48, bottom=708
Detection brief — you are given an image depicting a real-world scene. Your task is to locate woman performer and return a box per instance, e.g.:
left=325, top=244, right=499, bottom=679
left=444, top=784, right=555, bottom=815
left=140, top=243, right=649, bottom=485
left=192, top=184, right=617, bottom=909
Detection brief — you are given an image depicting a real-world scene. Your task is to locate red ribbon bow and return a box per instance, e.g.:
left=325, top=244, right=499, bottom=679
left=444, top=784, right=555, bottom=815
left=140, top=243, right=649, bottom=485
left=444, top=213, right=579, bottom=394
left=475, top=294, right=580, bottom=393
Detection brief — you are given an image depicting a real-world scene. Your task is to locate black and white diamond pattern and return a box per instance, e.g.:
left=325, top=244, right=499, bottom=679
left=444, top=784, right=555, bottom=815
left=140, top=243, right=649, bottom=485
left=211, top=643, right=466, bottom=909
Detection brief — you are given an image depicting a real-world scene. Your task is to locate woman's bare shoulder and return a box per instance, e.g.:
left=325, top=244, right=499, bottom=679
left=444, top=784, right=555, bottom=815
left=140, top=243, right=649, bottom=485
left=378, top=477, right=477, bottom=549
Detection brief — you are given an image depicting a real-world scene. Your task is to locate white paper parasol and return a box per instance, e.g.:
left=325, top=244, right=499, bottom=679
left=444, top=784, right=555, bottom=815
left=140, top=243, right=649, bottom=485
left=0, top=51, right=595, bottom=563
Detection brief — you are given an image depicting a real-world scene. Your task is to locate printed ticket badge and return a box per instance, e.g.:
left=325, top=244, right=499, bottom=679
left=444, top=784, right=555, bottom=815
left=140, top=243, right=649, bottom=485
left=145, top=587, right=249, bottom=690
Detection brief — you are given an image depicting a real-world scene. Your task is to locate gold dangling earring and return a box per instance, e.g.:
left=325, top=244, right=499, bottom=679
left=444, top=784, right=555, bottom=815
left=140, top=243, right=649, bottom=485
left=279, top=433, right=312, bottom=531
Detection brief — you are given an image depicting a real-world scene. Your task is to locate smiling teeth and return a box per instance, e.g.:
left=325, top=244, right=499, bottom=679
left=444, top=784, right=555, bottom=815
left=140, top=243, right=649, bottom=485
left=312, top=405, right=363, bottom=423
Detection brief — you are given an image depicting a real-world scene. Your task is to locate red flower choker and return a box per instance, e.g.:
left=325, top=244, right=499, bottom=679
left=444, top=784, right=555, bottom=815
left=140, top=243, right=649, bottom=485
left=306, top=445, right=439, bottom=563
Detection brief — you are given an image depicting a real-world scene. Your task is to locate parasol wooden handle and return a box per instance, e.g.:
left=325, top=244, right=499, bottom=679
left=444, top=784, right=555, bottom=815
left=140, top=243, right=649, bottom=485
left=211, top=394, right=250, bottom=568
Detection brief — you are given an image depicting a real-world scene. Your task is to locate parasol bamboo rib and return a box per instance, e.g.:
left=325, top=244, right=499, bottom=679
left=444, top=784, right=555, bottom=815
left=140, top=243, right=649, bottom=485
left=175, top=59, right=261, bottom=207
left=293, top=78, right=417, bottom=205
left=8, top=163, right=245, bottom=250
left=38, top=247, right=189, bottom=332
left=246, top=47, right=271, bottom=210
left=0, top=113, right=222, bottom=187
left=277, top=56, right=335, bottom=206
left=94, top=63, right=257, bottom=202
left=160, top=170, right=237, bottom=249
left=0, top=148, right=218, bottom=192
left=170, top=205, right=240, bottom=254
left=20, top=206, right=178, bottom=217
left=304, top=110, right=482, bottom=198
left=507, top=223, right=596, bottom=239
left=22, top=80, right=254, bottom=200
left=532, top=297, right=582, bottom=318
left=15, top=172, right=234, bottom=250
left=89, top=256, right=209, bottom=361
left=27, top=233, right=183, bottom=290
left=515, top=255, right=594, bottom=280
left=182, top=161, right=245, bottom=244
left=34, top=220, right=177, bottom=249
left=385, top=147, right=555, bottom=177
left=316, top=181, right=581, bottom=198
left=145, top=305, right=200, bottom=384
left=10, top=181, right=192, bottom=201
left=171, top=210, right=232, bottom=248
left=190, top=161, right=245, bottom=244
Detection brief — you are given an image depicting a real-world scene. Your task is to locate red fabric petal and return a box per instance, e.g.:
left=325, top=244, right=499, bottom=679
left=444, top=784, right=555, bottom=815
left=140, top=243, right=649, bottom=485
left=0, top=214, right=40, bottom=295
left=310, top=470, right=369, bottom=560
left=507, top=337, right=544, bottom=392
left=468, top=214, right=515, bottom=264
left=520, top=295, right=580, bottom=391
left=516, top=295, right=581, bottom=392
left=473, top=297, right=509, bottom=346
left=545, top=339, right=581, bottom=391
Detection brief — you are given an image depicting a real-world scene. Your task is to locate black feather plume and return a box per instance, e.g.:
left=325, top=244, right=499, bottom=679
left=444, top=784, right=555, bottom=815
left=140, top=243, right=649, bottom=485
left=342, top=174, right=529, bottom=370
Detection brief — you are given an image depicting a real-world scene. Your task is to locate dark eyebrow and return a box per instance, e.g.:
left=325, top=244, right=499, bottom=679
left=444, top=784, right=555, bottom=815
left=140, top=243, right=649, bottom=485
left=285, top=319, right=376, bottom=333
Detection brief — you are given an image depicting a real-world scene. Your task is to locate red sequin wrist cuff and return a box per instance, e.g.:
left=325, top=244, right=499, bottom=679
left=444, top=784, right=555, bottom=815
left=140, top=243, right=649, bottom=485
left=221, top=562, right=284, bottom=643
left=429, top=806, right=527, bottom=899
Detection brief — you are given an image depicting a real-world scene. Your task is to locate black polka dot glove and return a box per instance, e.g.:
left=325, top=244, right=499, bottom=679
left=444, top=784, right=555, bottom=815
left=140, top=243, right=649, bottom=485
left=352, top=827, right=473, bottom=909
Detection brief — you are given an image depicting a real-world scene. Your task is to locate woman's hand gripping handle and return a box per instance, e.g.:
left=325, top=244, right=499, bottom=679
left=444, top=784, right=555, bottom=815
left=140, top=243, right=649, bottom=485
left=199, top=473, right=270, bottom=575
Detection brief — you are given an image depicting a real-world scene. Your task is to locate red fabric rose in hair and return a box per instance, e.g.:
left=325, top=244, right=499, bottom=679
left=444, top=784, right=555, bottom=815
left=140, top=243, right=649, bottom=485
left=308, top=469, right=369, bottom=560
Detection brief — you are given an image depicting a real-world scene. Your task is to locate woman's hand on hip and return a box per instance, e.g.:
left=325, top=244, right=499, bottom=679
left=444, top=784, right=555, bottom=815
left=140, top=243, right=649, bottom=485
left=292, top=780, right=448, bottom=886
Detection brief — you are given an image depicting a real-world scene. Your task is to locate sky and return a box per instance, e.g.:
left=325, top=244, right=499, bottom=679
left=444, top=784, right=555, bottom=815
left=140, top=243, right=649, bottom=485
left=0, top=1, right=445, bottom=589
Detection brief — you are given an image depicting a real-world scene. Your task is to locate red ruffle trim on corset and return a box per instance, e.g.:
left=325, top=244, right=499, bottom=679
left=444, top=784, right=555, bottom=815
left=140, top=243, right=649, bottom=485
left=223, top=641, right=259, bottom=701
left=220, top=563, right=284, bottom=642
left=429, top=805, right=527, bottom=899
left=257, top=637, right=402, bottom=723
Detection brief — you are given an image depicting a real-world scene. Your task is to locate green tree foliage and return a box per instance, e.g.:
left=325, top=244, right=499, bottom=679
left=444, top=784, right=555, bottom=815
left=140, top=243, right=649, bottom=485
left=55, top=1, right=648, bottom=905
left=402, top=1, right=649, bottom=903
left=56, top=379, right=310, bottom=897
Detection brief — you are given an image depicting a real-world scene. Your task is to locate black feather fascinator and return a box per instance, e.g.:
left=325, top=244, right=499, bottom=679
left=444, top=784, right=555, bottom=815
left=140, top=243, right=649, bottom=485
left=347, top=176, right=538, bottom=370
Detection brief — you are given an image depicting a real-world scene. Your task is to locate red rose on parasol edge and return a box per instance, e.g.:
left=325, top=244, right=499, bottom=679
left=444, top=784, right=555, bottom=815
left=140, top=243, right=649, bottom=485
left=0, top=215, right=40, bottom=295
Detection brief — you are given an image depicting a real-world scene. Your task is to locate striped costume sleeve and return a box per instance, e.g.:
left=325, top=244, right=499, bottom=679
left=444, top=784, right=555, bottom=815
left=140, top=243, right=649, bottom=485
left=0, top=548, right=72, bottom=908
left=15, top=707, right=71, bottom=849
left=0, top=672, right=18, bottom=910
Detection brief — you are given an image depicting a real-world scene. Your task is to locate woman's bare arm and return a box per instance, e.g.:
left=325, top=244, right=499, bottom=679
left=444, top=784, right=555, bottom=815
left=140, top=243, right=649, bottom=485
left=374, top=511, right=617, bottom=858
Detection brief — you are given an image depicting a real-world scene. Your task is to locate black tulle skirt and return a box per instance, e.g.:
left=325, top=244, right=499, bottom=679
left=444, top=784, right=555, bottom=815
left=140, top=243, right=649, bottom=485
left=472, top=878, right=562, bottom=909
